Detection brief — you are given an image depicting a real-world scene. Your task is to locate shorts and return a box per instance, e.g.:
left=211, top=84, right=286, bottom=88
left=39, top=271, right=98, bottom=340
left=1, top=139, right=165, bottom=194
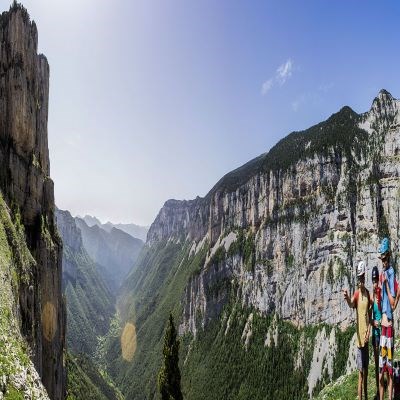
left=379, top=325, right=394, bottom=375
left=357, top=345, right=369, bottom=371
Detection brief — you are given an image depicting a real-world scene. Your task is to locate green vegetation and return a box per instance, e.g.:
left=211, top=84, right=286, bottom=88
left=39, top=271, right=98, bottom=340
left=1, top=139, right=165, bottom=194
left=378, top=212, right=390, bottom=240
left=206, top=106, right=369, bottom=197
left=181, top=304, right=354, bottom=400
left=327, top=260, right=334, bottom=285
left=4, top=386, right=24, bottom=400
left=207, top=246, right=226, bottom=267
left=0, top=193, right=48, bottom=398
left=101, top=228, right=356, bottom=400
left=243, top=232, right=255, bottom=271
left=285, top=252, right=295, bottom=270
left=321, top=184, right=336, bottom=204
left=316, top=364, right=376, bottom=400
left=67, top=353, right=123, bottom=400
left=41, top=214, right=57, bottom=251
left=102, top=240, right=208, bottom=400
left=332, top=326, right=355, bottom=380
left=63, top=243, right=115, bottom=356
left=226, top=229, right=255, bottom=272
left=158, top=314, right=183, bottom=400
left=335, top=257, right=348, bottom=284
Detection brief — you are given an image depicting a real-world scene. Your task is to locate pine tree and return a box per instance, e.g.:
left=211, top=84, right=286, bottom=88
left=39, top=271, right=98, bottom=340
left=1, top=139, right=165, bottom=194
left=158, top=313, right=183, bottom=400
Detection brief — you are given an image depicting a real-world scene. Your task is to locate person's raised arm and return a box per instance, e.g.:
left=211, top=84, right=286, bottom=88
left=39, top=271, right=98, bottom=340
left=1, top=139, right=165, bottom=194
left=343, top=289, right=356, bottom=308
left=395, top=286, right=400, bottom=310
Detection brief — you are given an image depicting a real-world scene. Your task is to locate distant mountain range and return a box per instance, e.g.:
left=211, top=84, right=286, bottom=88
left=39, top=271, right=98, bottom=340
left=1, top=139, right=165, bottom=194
left=80, top=215, right=149, bottom=242
left=75, top=217, right=144, bottom=293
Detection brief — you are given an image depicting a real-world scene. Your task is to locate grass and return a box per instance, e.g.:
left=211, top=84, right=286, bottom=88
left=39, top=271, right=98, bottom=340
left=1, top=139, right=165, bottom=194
left=317, top=364, right=379, bottom=400
left=4, top=386, right=24, bottom=400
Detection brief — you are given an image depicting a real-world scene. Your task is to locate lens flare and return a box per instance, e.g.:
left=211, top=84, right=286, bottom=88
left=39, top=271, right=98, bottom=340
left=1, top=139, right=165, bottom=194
left=121, top=322, right=137, bottom=362
left=42, top=302, right=57, bottom=341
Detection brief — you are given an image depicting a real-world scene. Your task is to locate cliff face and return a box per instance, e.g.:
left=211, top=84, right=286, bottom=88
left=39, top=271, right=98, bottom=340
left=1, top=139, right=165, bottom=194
left=147, top=90, right=400, bottom=335
left=110, top=92, right=400, bottom=400
left=0, top=4, right=65, bottom=399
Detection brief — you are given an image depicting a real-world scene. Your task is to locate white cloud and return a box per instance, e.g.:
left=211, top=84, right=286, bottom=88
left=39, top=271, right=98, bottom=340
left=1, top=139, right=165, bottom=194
left=261, top=59, right=294, bottom=96
left=276, top=59, right=293, bottom=85
left=261, top=78, right=273, bottom=95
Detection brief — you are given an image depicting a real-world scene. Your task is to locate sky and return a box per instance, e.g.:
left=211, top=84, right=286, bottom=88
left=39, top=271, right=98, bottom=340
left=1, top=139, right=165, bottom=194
left=2, top=0, right=400, bottom=226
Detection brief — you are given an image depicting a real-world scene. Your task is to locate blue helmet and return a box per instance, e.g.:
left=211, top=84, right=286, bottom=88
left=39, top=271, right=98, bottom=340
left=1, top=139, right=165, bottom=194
left=378, top=237, right=390, bottom=255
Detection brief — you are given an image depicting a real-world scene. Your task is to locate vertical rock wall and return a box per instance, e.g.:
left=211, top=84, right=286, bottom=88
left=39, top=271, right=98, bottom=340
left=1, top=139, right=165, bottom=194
left=0, top=4, right=65, bottom=399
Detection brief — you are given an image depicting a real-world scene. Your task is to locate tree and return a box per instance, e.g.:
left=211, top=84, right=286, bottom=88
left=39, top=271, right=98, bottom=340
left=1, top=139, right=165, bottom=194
left=158, top=313, right=183, bottom=400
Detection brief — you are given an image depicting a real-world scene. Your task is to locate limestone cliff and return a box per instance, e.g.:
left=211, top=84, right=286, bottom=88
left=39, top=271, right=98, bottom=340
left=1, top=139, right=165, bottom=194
left=111, top=90, right=400, bottom=399
left=147, top=90, right=400, bottom=335
left=0, top=3, right=65, bottom=399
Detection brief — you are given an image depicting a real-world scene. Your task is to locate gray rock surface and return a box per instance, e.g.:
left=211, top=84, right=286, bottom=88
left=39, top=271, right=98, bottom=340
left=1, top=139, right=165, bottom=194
left=0, top=4, right=65, bottom=399
left=148, top=90, right=400, bottom=337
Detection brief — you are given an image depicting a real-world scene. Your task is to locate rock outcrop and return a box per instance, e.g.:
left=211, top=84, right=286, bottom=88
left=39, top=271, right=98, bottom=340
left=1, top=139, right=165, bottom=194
left=0, top=3, right=65, bottom=399
left=110, top=90, right=400, bottom=399
left=148, top=90, right=400, bottom=334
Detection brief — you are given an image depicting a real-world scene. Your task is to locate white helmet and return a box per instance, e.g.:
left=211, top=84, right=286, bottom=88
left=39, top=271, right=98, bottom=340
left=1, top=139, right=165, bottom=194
left=357, top=261, right=365, bottom=277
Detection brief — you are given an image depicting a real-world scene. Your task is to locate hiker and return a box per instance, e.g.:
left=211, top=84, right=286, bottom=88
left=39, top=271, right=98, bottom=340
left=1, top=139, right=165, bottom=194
left=371, top=266, right=382, bottom=400
left=378, top=237, right=395, bottom=400
left=343, top=261, right=372, bottom=400
left=381, top=267, right=399, bottom=311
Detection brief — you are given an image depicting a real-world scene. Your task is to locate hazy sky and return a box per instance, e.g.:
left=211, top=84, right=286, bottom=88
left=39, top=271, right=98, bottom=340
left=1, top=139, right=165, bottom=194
left=2, top=1, right=400, bottom=225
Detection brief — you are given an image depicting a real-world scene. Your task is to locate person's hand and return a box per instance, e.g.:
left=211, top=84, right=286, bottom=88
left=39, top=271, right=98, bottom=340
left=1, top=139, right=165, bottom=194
left=343, top=289, right=349, bottom=301
left=374, top=320, right=379, bottom=328
left=364, top=331, right=370, bottom=345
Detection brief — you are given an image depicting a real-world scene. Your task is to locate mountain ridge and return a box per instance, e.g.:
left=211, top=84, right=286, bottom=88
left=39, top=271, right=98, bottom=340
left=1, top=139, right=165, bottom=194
left=80, top=214, right=149, bottom=242
left=108, top=89, right=400, bottom=399
left=147, top=89, right=397, bottom=245
left=75, top=217, right=143, bottom=293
